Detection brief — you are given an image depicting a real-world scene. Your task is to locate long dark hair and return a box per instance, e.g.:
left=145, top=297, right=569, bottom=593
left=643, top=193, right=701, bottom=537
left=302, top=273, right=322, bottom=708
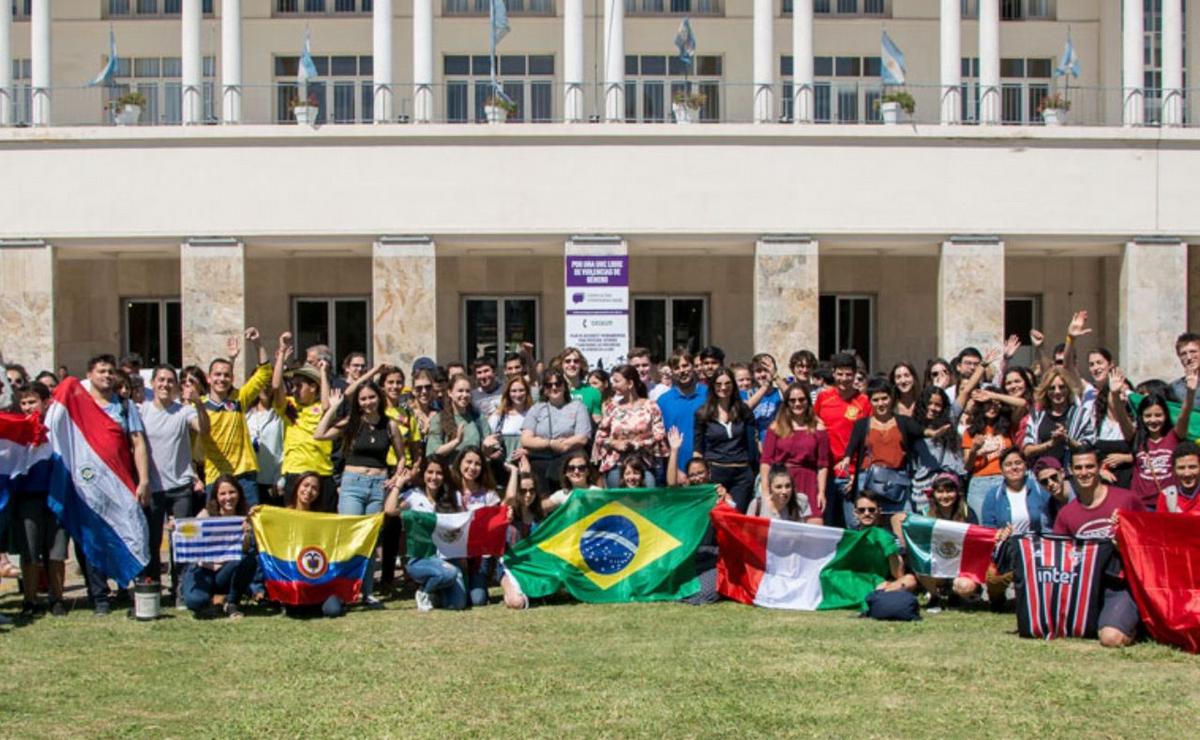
left=765, top=465, right=804, bottom=521
left=512, top=472, right=546, bottom=524
left=610, top=364, right=647, bottom=402
left=419, top=456, right=459, bottom=513
left=437, top=374, right=478, bottom=442
left=1133, top=393, right=1175, bottom=453
left=769, top=382, right=816, bottom=438
left=916, top=385, right=960, bottom=448
left=966, top=394, right=1012, bottom=438
left=341, top=380, right=387, bottom=460
left=889, top=362, right=922, bottom=400
left=205, top=474, right=249, bottom=516
left=923, top=357, right=957, bottom=389
left=698, top=367, right=751, bottom=424
left=451, top=445, right=497, bottom=492
left=285, top=472, right=323, bottom=510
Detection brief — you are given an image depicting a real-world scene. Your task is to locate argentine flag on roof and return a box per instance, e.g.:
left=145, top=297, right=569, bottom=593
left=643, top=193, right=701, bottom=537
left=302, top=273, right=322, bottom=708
left=674, top=17, right=696, bottom=66
left=881, top=31, right=906, bottom=85
left=1055, top=31, right=1080, bottom=78
left=87, top=28, right=118, bottom=87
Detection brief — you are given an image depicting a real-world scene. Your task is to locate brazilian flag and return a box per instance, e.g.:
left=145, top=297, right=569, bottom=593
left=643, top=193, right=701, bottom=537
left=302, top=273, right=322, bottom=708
left=503, top=486, right=717, bottom=603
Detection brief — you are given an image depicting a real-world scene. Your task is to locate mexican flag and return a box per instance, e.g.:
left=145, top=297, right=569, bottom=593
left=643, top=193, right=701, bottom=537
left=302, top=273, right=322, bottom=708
left=712, top=507, right=896, bottom=610
left=402, top=505, right=509, bottom=560
left=502, top=486, right=717, bottom=603
left=901, top=514, right=996, bottom=585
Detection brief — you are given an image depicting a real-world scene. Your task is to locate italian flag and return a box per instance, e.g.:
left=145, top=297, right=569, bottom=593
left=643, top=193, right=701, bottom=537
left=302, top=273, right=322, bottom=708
left=402, top=506, right=509, bottom=560
left=901, top=514, right=995, bottom=585
left=712, top=507, right=895, bottom=610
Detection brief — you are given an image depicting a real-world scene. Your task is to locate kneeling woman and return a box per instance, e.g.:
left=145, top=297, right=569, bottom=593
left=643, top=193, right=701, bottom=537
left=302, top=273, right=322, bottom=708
left=279, top=473, right=350, bottom=618
left=909, top=472, right=982, bottom=607
left=180, top=475, right=258, bottom=620
left=747, top=466, right=812, bottom=521
left=385, top=457, right=469, bottom=611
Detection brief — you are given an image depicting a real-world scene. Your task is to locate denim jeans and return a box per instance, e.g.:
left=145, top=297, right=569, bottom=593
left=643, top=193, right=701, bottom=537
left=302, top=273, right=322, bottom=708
left=206, top=473, right=259, bottom=508
left=966, top=474, right=999, bottom=524
left=603, top=467, right=658, bottom=489
left=141, top=485, right=194, bottom=589
left=826, top=476, right=854, bottom=530
left=407, top=557, right=467, bottom=610
left=338, top=471, right=388, bottom=599
left=180, top=555, right=257, bottom=612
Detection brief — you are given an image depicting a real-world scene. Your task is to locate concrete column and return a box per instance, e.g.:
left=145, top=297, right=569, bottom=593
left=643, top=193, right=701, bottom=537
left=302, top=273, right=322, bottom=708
left=373, top=238, right=437, bottom=370
left=181, top=0, right=203, bottom=125
left=373, top=0, right=394, bottom=123
left=221, top=0, right=242, bottom=124
left=563, top=0, right=584, bottom=122
left=413, top=0, right=433, bottom=123
left=0, top=240, right=55, bottom=373
left=938, top=238, right=1004, bottom=358
left=181, top=239, right=245, bottom=376
left=939, top=0, right=961, bottom=125
left=603, top=0, right=624, bottom=122
left=1120, top=240, right=1188, bottom=383
left=752, top=0, right=774, bottom=123
left=792, top=0, right=813, bottom=124
left=978, top=0, right=1000, bottom=125
left=1161, top=0, right=1183, bottom=127
left=30, top=0, right=49, bottom=126
left=1123, top=0, right=1144, bottom=126
left=754, top=238, right=819, bottom=366
left=0, top=0, right=11, bottom=127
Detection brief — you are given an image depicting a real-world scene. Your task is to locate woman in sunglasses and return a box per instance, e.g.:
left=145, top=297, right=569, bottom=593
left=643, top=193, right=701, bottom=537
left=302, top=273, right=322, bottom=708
left=542, top=449, right=602, bottom=513
left=407, top=368, right=438, bottom=438
left=520, top=367, right=593, bottom=493
left=852, top=492, right=917, bottom=593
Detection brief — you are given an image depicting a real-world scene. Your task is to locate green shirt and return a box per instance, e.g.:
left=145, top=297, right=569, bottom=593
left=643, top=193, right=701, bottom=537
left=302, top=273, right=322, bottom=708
left=425, top=411, right=492, bottom=457
left=570, top=383, right=602, bottom=418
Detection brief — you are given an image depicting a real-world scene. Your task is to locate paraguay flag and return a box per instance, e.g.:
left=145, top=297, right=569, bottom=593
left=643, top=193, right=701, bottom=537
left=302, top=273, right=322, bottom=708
left=0, top=412, right=53, bottom=515
left=44, top=377, right=149, bottom=585
left=251, top=507, right=383, bottom=605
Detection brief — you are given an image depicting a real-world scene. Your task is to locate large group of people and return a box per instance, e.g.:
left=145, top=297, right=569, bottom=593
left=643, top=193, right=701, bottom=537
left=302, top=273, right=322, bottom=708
left=2, top=307, right=1198, bottom=648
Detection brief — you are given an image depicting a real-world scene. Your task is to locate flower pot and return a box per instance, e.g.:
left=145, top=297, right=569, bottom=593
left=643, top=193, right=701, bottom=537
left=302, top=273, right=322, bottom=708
left=1041, top=107, right=1066, bottom=126
left=114, top=104, right=141, bottom=126
left=672, top=103, right=700, bottom=124
left=293, top=105, right=317, bottom=125
left=880, top=101, right=902, bottom=125
left=484, top=105, right=508, bottom=124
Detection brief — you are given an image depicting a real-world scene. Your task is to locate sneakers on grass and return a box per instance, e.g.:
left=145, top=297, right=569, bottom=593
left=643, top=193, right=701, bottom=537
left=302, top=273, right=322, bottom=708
left=414, top=590, right=433, bottom=612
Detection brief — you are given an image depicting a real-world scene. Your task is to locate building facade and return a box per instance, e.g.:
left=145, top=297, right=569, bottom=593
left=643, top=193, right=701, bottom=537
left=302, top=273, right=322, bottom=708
left=0, top=0, right=1197, bottom=384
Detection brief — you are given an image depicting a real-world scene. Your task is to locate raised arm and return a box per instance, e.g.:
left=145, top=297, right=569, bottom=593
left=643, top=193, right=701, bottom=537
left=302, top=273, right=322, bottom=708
left=1108, top=368, right=1136, bottom=442
left=1175, top=371, right=1197, bottom=440
left=956, top=346, right=1001, bottom=411
left=1061, top=310, right=1090, bottom=398
left=181, top=377, right=210, bottom=438
left=312, top=388, right=346, bottom=441
left=666, top=426, right=683, bottom=487
left=270, top=331, right=292, bottom=410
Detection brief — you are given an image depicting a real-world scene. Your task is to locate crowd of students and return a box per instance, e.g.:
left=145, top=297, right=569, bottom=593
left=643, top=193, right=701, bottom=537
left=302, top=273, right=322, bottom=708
left=1, top=309, right=1198, bottom=647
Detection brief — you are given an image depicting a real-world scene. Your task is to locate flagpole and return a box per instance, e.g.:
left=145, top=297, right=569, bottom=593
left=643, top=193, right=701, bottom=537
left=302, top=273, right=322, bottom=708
left=489, top=0, right=497, bottom=101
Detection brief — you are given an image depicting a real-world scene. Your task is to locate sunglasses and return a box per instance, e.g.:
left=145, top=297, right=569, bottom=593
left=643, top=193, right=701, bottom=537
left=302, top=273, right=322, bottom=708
left=413, top=385, right=432, bottom=392
left=544, top=381, right=565, bottom=389
left=1036, top=476, right=1058, bottom=485
left=855, top=506, right=879, bottom=514
left=565, top=464, right=588, bottom=473
left=788, top=397, right=807, bottom=405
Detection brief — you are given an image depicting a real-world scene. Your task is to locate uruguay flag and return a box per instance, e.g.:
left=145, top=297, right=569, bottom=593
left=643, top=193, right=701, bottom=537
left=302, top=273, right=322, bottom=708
left=0, top=412, right=52, bottom=515
left=881, top=31, right=906, bottom=85
left=45, top=377, right=149, bottom=585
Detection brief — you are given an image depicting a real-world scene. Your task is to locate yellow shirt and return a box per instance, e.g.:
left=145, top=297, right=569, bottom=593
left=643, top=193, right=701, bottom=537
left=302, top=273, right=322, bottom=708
left=385, top=405, right=423, bottom=467
left=276, top=397, right=334, bottom=476
left=199, top=363, right=273, bottom=482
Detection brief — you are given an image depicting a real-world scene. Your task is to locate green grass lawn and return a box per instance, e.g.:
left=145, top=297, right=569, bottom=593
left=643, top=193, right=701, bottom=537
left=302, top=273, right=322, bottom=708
left=1, top=592, right=1196, bottom=738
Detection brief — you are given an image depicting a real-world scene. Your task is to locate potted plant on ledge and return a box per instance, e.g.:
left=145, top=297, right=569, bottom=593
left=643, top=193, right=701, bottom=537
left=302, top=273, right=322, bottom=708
left=876, top=90, right=915, bottom=125
left=1038, top=93, right=1071, bottom=126
left=110, top=91, right=147, bottom=126
left=292, top=94, right=319, bottom=125
left=483, top=95, right=517, bottom=124
left=672, top=90, right=707, bottom=124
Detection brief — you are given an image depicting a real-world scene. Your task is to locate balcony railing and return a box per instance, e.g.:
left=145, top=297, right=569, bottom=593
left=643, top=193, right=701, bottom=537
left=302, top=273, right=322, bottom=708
left=1, top=82, right=1193, bottom=129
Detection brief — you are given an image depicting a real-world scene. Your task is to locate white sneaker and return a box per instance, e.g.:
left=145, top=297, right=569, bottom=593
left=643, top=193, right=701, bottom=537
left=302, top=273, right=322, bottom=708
left=414, top=590, right=433, bottom=612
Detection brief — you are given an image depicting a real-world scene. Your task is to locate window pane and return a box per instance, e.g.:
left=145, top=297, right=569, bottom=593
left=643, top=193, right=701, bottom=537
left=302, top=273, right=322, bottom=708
left=444, top=55, right=470, bottom=76
left=626, top=55, right=640, bottom=76
left=466, top=300, right=499, bottom=361
left=1027, top=58, right=1052, bottom=78
left=472, top=56, right=492, bottom=75
left=780, top=55, right=793, bottom=77
left=671, top=300, right=705, bottom=356
left=529, top=55, right=554, bottom=76
left=818, top=295, right=836, bottom=361
left=1000, top=58, right=1025, bottom=78
left=331, top=55, right=357, bottom=76
left=863, top=57, right=881, bottom=77
left=447, top=81, right=469, bottom=122
left=696, top=56, right=722, bottom=76
left=625, top=81, right=638, bottom=121
left=333, top=81, right=356, bottom=122
left=126, top=301, right=162, bottom=366
left=839, top=298, right=871, bottom=369
left=835, top=57, right=860, bottom=77
left=165, top=301, right=182, bottom=368
left=499, top=55, right=526, bottom=76
left=644, top=80, right=664, bottom=121
left=633, top=299, right=667, bottom=363
left=296, top=301, right=330, bottom=355
left=814, top=56, right=833, bottom=76
left=503, top=299, right=537, bottom=357
left=276, top=56, right=300, bottom=77
left=359, top=55, right=373, bottom=75
left=530, top=81, right=552, bottom=122
left=334, top=300, right=369, bottom=365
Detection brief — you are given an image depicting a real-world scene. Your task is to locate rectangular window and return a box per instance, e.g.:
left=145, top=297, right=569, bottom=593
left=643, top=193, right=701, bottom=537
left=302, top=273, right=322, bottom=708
left=274, top=55, right=373, bottom=124
left=1004, top=296, right=1041, bottom=368
left=277, top=0, right=370, bottom=12
left=463, top=297, right=540, bottom=362
left=781, top=54, right=880, bottom=124
left=960, top=56, right=1052, bottom=124
left=293, top=298, right=371, bottom=366
left=443, top=54, right=555, bottom=123
left=632, top=296, right=707, bottom=364
left=124, top=299, right=182, bottom=368
left=444, top=0, right=553, bottom=13
left=819, top=295, right=873, bottom=370
left=110, top=0, right=212, bottom=14
left=625, top=54, right=722, bottom=122
left=802, top=0, right=889, bottom=14
left=625, top=0, right=723, bottom=15
left=107, top=55, right=215, bottom=124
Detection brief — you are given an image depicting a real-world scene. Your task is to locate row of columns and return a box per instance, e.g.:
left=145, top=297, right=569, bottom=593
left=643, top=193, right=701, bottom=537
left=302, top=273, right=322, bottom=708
left=0, top=1, right=1188, bottom=127
left=0, top=236, right=1186, bottom=385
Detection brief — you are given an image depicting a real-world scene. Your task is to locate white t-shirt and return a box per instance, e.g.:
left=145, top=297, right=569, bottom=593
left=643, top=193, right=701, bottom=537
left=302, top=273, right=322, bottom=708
left=138, top=400, right=198, bottom=492
left=400, top=488, right=436, bottom=513
left=1006, top=486, right=1031, bottom=534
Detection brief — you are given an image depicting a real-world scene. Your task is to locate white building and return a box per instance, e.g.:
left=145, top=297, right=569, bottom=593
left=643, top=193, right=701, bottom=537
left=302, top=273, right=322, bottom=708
left=0, top=0, right=1197, bottom=384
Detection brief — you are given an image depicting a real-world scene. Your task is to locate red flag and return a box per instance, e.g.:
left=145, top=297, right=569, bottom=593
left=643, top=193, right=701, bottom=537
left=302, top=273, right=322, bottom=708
left=1115, top=511, right=1200, bottom=654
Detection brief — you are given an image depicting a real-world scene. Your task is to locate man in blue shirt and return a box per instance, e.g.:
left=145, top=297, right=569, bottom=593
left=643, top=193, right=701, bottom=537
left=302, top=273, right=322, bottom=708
left=656, top=352, right=708, bottom=475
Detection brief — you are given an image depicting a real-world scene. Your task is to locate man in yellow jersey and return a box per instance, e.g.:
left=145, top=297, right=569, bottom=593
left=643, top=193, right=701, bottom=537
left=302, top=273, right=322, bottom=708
left=199, top=328, right=286, bottom=506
